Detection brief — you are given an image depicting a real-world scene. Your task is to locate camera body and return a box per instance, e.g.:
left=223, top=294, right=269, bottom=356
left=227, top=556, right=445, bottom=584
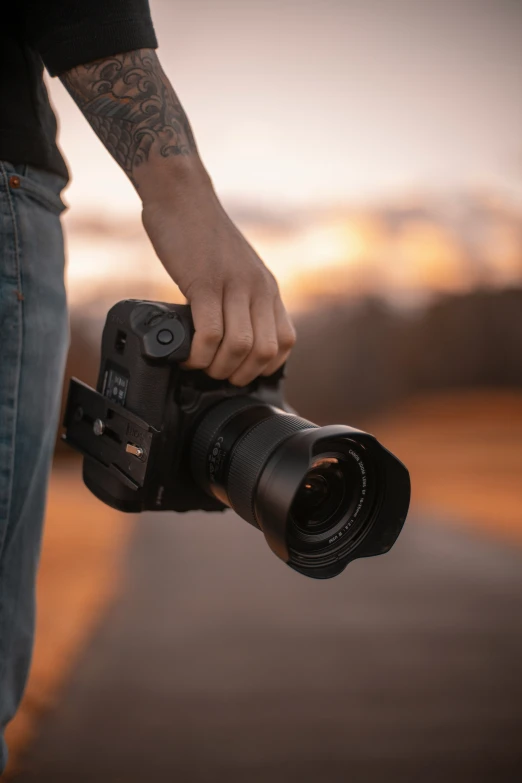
left=65, top=299, right=293, bottom=514
left=63, top=299, right=410, bottom=580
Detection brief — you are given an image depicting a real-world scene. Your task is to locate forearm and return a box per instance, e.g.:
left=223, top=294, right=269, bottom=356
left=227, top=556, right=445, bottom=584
left=60, top=48, right=212, bottom=201
left=60, top=46, right=296, bottom=388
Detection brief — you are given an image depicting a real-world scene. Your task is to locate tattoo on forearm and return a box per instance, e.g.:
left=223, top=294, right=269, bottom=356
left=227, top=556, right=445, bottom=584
left=60, top=49, right=198, bottom=184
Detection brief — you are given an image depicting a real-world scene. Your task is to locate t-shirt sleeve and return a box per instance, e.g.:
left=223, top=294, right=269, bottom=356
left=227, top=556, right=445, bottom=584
left=21, top=0, right=158, bottom=77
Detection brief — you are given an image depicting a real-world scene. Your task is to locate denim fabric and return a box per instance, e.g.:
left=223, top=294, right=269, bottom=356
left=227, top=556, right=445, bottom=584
left=0, top=161, right=68, bottom=773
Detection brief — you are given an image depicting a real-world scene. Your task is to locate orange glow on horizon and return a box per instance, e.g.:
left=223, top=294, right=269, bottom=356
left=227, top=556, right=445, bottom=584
left=63, top=195, right=522, bottom=314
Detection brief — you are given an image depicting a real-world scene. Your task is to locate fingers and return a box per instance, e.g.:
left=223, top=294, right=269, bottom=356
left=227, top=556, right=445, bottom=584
left=259, top=296, right=297, bottom=377
left=179, top=283, right=224, bottom=370
left=181, top=281, right=297, bottom=386
left=228, top=294, right=279, bottom=386
left=205, top=285, right=254, bottom=381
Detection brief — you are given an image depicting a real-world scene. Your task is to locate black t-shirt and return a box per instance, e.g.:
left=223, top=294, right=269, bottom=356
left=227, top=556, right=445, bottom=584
left=0, top=1, right=158, bottom=180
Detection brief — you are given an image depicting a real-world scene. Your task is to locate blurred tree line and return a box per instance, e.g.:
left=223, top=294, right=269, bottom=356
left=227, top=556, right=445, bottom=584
left=56, top=285, right=522, bottom=453
left=285, top=285, right=522, bottom=424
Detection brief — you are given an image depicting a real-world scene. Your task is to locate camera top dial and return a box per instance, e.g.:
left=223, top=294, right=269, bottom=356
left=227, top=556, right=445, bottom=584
left=129, top=301, right=194, bottom=362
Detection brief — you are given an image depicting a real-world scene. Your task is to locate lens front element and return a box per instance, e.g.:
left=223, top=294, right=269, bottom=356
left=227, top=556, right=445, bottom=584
left=286, top=443, right=374, bottom=570
left=290, top=457, right=347, bottom=538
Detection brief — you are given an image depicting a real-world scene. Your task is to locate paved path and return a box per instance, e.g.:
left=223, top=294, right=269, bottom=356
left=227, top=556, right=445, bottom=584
left=15, top=511, right=522, bottom=783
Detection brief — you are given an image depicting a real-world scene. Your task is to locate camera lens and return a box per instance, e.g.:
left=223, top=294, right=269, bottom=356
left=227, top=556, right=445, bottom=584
left=286, top=450, right=370, bottom=561
left=290, top=457, right=347, bottom=538
left=190, top=396, right=378, bottom=577
left=190, top=395, right=319, bottom=522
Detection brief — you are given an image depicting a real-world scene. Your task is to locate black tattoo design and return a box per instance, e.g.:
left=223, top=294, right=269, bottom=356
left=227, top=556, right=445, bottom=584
left=61, top=49, right=198, bottom=183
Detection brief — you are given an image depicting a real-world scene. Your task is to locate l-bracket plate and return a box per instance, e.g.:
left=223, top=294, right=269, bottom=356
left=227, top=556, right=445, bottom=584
left=62, top=378, right=158, bottom=490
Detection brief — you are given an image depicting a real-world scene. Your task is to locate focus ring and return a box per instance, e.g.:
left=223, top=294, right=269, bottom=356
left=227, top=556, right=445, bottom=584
left=227, top=414, right=318, bottom=528
left=190, top=396, right=264, bottom=486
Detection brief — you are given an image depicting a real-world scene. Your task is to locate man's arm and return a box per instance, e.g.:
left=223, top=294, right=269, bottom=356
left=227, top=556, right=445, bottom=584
left=60, top=48, right=296, bottom=386
left=60, top=49, right=197, bottom=188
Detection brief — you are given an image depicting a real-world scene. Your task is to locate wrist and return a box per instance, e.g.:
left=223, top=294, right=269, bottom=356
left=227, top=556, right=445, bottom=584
left=133, top=153, right=215, bottom=206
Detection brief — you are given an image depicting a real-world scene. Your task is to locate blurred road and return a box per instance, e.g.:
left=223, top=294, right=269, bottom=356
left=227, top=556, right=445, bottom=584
left=15, top=511, right=522, bottom=783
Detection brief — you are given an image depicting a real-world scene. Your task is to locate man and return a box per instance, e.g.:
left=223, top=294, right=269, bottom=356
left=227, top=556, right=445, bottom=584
left=0, top=0, right=296, bottom=770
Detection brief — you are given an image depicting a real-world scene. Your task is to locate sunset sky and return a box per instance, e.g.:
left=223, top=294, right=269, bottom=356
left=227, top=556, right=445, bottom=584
left=46, top=0, right=522, bottom=309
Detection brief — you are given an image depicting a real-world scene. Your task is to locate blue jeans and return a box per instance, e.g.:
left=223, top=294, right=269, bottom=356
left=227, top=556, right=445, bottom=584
left=0, top=161, right=68, bottom=773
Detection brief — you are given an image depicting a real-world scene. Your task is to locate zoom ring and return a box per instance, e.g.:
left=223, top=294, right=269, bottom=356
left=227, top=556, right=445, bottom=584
left=227, top=414, right=318, bottom=528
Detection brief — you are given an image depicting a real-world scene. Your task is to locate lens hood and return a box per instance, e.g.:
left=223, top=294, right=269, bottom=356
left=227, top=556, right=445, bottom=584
left=255, top=425, right=410, bottom=579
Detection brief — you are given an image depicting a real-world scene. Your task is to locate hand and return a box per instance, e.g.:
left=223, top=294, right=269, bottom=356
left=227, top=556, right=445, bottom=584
left=61, top=47, right=295, bottom=386
left=141, top=168, right=297, bottom=387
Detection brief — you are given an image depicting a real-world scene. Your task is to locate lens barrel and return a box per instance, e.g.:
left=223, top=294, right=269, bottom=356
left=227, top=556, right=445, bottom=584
left=190, top=396, right=409, bottom=579
left=190, top=396, right=317, bottom=528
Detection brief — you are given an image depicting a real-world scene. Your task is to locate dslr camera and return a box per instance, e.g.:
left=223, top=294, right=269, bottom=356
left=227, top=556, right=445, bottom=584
left=63, top=299, right=410, bottom=579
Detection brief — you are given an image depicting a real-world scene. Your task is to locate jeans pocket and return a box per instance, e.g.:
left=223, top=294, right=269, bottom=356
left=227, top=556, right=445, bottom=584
left=4, top=163, right=68, bottom=216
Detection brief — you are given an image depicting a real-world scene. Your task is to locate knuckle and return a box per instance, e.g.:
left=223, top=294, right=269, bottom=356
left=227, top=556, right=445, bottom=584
left=255, top=341, right=279, bottom=363
left=270, top=280, right=281, bottom=297
left=280, top=325, right=297, bottom=350
left=262, top=275, right=279, bottom=297
left=200, top=324, right=224, bottom=346
left=262, top=266, right=278, bottom=287
left=251, top=269, right=276, bottom=295
left=281, top=334, right=296, bottom=351
left=229, top=366, right=255, bottom=386
left=227, top=333, right=254, bottom=356
left=189, top=277, right=223, bottom=297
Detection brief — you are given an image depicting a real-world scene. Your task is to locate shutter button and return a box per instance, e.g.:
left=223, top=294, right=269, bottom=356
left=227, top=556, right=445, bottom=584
left=157, top=329, right=174, bottom=345
left=9, top=176, right=21, bottom=189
